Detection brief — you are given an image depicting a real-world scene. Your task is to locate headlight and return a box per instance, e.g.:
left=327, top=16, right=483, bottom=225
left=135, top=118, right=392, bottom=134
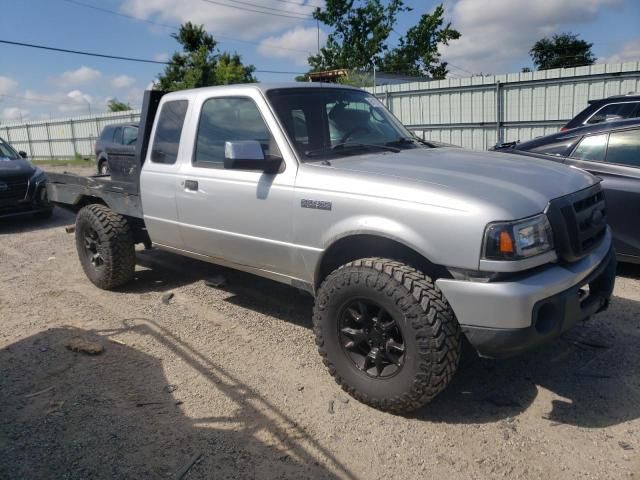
left=31, top=167, right=46, bottom=182
left=483, top=214, right=554, bottom=261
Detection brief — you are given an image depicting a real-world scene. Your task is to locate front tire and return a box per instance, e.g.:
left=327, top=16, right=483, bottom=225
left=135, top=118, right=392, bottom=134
left=313, top=258, right=461, bottom=413
left=75, top=204, right=135, bottom=289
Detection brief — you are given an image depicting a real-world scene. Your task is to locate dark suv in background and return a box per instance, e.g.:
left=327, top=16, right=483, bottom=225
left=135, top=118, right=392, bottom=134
left=561, top=93, right=640, bottom=131
left=95, top=123, right=138, bottom=174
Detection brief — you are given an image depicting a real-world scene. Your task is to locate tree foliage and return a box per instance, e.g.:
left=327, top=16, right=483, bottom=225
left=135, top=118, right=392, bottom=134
left=307, top=1, right=459, bottom=80
left=107, top=98, right=132, bottom=112
left=156, top=22, right=256, bottom=91
left=529, top=33, right=596, bottom=70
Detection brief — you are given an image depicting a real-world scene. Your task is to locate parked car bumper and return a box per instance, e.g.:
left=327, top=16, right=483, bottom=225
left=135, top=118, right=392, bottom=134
left=0, top=175, right=53, bottom=219
left=436, top=228, right=616, bottom=358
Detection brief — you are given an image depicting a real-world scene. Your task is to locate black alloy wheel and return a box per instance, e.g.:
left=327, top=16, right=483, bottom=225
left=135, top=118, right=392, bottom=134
left=338, top=298, right=405, bottom=378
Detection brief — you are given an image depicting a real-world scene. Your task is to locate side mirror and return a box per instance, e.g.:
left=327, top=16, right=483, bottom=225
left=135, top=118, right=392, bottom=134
left=18, top=151, right=27, bottom=159
left=224, top=140, right=282, bottom=173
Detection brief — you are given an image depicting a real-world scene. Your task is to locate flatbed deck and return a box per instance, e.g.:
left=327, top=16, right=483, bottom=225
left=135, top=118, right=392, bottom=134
left=46, top=172, right=143, bottom=218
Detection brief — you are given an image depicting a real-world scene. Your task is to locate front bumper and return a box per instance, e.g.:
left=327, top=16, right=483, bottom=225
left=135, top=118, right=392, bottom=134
left=436, top=228, right=616, bottom=358
left=0, top=176, right=52, bottom=219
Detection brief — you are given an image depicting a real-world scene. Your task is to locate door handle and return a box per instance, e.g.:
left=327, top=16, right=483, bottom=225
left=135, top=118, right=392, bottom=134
left=184, top=180, right=198, bottom=191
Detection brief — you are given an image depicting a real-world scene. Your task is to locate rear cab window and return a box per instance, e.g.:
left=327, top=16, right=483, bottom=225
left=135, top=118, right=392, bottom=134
left=150, top=100, right=189, bottom=165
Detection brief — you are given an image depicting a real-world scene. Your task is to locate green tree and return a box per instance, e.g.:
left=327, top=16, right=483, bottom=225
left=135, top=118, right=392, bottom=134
left=380, top=4, right=460, bottom=78
left=529, top=33, right=596, bottom=70
left=107, top=98, right=132, bottom=112
left=307, top=1, right=459, bottom=80
left=157, top=22, right=256, bottom=91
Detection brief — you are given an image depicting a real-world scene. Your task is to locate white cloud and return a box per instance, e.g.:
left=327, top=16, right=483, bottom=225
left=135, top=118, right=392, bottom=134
left=111, top=75, right=136, bottom=89
left=0, top=76, right=18, bottom=95
left=65, top=90, right=93, bottom=109
left=1, top=107, right=28, bottom=122
left=601, top=38, right=640, bottom=64
left=441, top=0, right=619, bottom=74
left=22, top=89, right=94, bottom=114
left=57, top=66, right=102, bottom=86
left=121, top=0, right=313, bottom=40
left=258, top=26, right=325, bottom=65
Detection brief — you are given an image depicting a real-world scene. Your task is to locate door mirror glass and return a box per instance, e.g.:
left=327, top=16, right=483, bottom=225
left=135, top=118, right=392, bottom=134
left=224, top=140, right=282, bottom=173
left=225, top=140, right=264, bottom=161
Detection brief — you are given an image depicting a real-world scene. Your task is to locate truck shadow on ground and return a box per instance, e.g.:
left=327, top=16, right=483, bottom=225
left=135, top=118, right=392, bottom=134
left=0, top=207, right=74, bottom=235
left=0, top=326, right=351, bottom=479
left=132, top=249, right=640, bottom=429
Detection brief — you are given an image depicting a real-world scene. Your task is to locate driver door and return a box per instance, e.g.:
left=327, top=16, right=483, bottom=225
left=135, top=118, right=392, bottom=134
left=174, top=92, right=299, bottom=277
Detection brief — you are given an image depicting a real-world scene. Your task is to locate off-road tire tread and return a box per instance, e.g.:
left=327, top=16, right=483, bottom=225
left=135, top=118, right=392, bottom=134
left=75, top=204, right=135, bottom=290
left=313, top=257, right=461, bottom=413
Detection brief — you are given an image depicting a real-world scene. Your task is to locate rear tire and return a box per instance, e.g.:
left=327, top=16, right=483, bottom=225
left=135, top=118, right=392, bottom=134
left=75, top=204, right=135, bottom=289
left=313, top=257, right=461, bottom=413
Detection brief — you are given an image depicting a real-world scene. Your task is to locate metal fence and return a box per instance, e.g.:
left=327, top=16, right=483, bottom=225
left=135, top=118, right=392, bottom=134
left=0, top=110, right=141, bottom=161
left=1, top=62, right=639, bottom=160
left=369, top=62, right=640, bottom=150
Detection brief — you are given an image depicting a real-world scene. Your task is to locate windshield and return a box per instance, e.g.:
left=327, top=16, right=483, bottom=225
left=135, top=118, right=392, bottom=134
left=0, top=140, right=20, bottom=160
left=267, top=88, right=421, bottom=161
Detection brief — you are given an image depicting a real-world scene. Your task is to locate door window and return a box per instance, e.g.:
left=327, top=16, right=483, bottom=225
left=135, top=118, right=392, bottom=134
left=113, top=127, right=123, bottom=144
left=570, top=134, right=608, bottom=162
left=194, top=97, right=279, bottom=167
left=123, top=126, right=138, bottom=146
left=605, top=129, right=640, bottom=167
left=150, top=100, right=188, bottom=164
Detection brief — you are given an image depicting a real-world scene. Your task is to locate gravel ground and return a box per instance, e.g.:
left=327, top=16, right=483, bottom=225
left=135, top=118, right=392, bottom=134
left=0, top=165, right=639, bottom=479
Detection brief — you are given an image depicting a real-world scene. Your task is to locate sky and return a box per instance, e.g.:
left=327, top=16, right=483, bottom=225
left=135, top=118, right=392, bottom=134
left=0, top=0, right=639, bottom=122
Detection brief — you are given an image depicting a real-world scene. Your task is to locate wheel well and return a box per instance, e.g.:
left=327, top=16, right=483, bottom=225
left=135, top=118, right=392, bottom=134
left=316, top=235, right=450, bottom=288
left=72, top=195, right=107, bottom=212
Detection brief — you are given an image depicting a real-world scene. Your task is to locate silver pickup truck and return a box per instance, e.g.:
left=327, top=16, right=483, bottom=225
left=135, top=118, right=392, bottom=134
left=47, top=83, right=616, bottom=413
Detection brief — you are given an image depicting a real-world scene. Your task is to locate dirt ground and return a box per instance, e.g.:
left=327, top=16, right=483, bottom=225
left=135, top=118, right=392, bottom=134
left=0, top=164, right=639, bottom=479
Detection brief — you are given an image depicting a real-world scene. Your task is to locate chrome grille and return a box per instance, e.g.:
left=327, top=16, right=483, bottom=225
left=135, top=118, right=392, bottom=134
left=0, top=176, right=29, bottom=206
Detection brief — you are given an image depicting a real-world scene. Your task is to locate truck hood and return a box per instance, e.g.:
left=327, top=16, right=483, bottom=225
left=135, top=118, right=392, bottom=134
left=326, top=147, right=596, bottom=218
left=0, top=157, right=36, bottom=179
